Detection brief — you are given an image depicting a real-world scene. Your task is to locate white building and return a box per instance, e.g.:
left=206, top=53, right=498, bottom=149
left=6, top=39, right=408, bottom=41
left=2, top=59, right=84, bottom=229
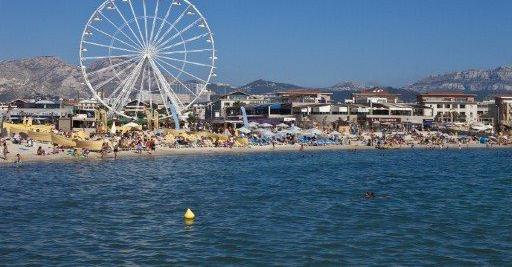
left=207, top=91, right=276, bottom=119
left=417, top=92, right=478, bottom=123
left=496, top=96, right=512, bottom=132
left=76, top=99, right=101, bottom=111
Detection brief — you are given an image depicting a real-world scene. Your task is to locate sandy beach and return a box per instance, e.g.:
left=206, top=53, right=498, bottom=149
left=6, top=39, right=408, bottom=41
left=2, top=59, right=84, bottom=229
left=1, top=140, right=508, bottom=166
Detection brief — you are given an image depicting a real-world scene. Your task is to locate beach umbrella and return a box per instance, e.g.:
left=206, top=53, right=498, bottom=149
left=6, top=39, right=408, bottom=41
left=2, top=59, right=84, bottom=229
left=329, top=131, right=342, bottom=137
left=248, top=122, right=260, bottom=128
left=123, top=122, right=141, bottom=128
left=303, top=128, right=324, bottom=137
left=154, top=129, right=165, bottom=136
left=121, top=122, right=142, bottom=132
left=274, top=130, right=288, bottom=138
left=258, top=129, right=275, bottom=138
left=110, top=122, right=117, bottom=134
left=238, top=127, right=252, bottom=134
left=260, top=123, right=273, bottom=128
left=287, top=126, right=302, bottom=135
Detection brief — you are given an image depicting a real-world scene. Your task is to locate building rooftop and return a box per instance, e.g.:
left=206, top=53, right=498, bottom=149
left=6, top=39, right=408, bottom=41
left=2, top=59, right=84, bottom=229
left=353, top=89, right=399, bottom=97
left=495, top=95, right=512, bottom=99
left=277, top=89, right=332, bottom=96
left=419, top=92, right=477, bottom=97
left=219, top=91, right=251, bottom=97
left=35, top=100, right=57, bottom=105
left=373, top=103, right=413, bottom=110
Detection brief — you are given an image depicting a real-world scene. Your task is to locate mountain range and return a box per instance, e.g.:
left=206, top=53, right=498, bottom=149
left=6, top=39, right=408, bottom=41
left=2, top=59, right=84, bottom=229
left=407, top=66, right=512, bottom=92
left=0, top=56, right=88, bottom=101
left=1, top=56, right=512, bottom=103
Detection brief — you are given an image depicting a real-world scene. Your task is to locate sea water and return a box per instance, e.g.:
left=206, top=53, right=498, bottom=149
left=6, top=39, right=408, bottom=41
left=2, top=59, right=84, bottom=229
left=1, top=149, right=511, bottom=265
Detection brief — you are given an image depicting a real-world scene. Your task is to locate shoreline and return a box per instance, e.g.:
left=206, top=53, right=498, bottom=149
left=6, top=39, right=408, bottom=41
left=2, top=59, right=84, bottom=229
left=1, top=143, right=510, bottom=166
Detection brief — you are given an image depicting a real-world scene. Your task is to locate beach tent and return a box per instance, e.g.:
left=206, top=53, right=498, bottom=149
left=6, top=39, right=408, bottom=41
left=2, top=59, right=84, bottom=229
left=260, top=123, right=273, bottom=128
left=276, top=123, right=289, bottom=128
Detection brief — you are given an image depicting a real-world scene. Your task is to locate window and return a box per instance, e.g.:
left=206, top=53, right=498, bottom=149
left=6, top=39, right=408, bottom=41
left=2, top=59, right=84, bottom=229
left=446, top=104, right=451, bottom=109
left=437, top=104, right=442, bottom=108
left=460, top=104, right=466, bottom=109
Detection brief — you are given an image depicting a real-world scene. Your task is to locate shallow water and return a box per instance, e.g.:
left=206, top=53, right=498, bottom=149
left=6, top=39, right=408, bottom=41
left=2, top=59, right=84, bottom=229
left=1, top=148, right=511, bottom=265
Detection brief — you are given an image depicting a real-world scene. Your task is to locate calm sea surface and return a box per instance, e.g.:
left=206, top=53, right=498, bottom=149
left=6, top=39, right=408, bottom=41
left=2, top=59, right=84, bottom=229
left=1, top=149, right=511, bottom=266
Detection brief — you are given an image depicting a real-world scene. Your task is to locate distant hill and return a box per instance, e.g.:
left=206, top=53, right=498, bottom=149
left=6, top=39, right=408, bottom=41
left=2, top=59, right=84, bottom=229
left=1, top=56, right=511, bottom=103
left=238, top=79, right=303, bottom=94
left=406, top=66, right=512, bottom=94
left=207, top=82, right=237, bottom=95
left=327, top=81, right=366, bottom=92
left=0, top=56, right=89, bottom=101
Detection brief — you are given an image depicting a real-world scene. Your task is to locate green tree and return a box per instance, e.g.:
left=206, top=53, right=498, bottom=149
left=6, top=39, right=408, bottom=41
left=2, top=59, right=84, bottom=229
left=187, top=113, right=199, bottom=130
left=232, top=101, right=245, bottom=111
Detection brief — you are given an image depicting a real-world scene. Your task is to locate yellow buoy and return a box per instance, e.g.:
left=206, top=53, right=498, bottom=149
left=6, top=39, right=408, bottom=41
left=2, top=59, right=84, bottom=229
left=184, top=209, right=195, bottom=220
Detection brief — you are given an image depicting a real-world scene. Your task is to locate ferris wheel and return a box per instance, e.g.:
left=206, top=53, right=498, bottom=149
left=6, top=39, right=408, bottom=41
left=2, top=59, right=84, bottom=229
left=79, top=0, right=216, bottom=128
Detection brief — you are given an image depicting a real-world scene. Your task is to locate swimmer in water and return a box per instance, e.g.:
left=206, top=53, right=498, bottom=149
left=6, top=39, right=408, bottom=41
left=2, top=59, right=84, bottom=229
left=364, top=192, right=376, bottom=199
left=14, top=153, right=21, bottom=165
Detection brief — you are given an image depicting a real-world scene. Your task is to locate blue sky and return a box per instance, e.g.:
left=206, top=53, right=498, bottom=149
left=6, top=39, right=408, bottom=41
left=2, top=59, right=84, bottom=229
left=1, top=0, right=512, bottom=87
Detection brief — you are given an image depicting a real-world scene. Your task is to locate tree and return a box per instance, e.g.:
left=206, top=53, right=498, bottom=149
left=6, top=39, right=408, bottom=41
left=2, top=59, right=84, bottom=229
left=187, top=113, right=199, bottom=130
left=232, top=101, right=245, bottom=111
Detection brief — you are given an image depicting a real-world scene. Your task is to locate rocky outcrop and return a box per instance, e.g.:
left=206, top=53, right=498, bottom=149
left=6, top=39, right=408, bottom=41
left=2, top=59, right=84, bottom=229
left=407, top=66, right=512, bottom=92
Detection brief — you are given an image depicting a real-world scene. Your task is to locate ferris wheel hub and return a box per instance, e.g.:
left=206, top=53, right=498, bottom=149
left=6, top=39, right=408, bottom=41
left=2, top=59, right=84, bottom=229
left=143, top=46, right=157, bottom=59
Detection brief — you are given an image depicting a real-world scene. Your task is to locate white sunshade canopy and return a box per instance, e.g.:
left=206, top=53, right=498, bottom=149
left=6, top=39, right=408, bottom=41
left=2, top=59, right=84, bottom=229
left=248, top=122, right=260, bottom=128
left=303, top=128, right=324, bottom=137
left=238, top=127, right=252, bottom=134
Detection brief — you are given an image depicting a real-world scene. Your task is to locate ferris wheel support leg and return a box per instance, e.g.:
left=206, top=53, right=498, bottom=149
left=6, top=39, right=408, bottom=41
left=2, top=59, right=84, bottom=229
left=170, top=104, right=181, bottom=130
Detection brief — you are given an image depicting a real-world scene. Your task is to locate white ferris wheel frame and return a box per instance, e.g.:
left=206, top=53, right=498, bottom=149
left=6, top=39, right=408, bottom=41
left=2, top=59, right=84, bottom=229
left=79, top=0, right=216, bottom=124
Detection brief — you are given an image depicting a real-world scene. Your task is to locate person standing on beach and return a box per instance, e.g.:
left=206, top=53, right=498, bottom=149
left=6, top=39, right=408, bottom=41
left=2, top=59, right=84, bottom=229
left=150, top=139, right=156, bottom=153
left=136, top=140, right=143, bottom=154
left=100, top=142, right=109, bottom=159
left=3, top=141, right=9, bottom=160
left=113, top=144, right=119, bottom=160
